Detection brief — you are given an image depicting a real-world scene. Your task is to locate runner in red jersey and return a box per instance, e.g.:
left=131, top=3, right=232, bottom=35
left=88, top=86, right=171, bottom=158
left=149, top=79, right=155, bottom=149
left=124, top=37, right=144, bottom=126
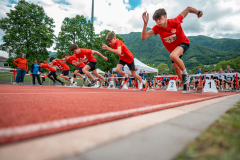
left=141, top=7, right=203, bottom=92
left=49, top=57, right=76, bottom=86
left=62, top=53, right=85, bottom=78
left=70, top=44, right=109, bottom=87
left=102, top=32, right=148, bottom=91
left=39, top=60, right=64, bottom=85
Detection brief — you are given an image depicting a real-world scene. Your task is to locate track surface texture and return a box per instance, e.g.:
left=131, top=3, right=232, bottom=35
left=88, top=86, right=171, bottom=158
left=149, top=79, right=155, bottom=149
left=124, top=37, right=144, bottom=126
left=0, top=85, right=237, bottom=144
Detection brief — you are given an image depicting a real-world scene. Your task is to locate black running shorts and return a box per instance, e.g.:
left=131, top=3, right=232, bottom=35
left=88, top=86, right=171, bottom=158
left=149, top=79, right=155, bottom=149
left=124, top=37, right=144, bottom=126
left=86, top=61, right=96, bottom=71
left=61, top=70, right=69, bottom=76
left=118, top=59, right=135, bottom=71
left=171, top=43, right=190, bottom=63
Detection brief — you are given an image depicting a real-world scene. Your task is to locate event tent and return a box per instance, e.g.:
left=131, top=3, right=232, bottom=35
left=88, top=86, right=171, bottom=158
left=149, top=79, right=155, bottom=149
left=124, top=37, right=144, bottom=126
left=112, top=58, right=158, bottom=74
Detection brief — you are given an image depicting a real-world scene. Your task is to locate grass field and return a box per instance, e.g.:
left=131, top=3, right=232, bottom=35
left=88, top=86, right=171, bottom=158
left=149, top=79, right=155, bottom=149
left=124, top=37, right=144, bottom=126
left=175, top=100, right=240, bottom=160
left=0, top=72, right=85, bottom=85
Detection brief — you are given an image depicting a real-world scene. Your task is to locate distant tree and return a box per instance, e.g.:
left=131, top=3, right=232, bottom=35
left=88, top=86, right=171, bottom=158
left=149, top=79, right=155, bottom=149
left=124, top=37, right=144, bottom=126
left=0, top=0, right=55, bottom=70
left=54, top=15, right=94, bottom=72
left=93, top=30, right=124, bottom=72
left=157, top=63, right=169, bottom=74
left=214, top=57, right=240, bottom=72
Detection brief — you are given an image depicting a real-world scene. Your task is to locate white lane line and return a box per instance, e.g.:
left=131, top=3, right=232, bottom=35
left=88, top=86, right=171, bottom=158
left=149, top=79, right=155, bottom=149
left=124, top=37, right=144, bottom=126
left=0, top=94, right=227, bottom=139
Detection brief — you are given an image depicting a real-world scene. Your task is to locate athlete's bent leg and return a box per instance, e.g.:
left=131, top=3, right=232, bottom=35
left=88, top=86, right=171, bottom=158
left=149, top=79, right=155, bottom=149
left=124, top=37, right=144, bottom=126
left=82, top=65, right=95, bottom=81
left=170, top=46, right=186, bottom=72
left=172, top=63, right=182, bottom=81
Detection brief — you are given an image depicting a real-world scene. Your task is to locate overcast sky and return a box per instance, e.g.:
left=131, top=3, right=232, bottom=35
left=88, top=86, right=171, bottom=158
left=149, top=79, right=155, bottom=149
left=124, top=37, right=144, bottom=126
left=0, top=0, right=240, bottom=57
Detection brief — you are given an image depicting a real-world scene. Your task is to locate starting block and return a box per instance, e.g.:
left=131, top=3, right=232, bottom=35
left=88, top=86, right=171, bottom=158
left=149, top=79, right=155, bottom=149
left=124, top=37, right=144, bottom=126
left=167, top=80, right=178, bottom=91
left=134, top=82, right=155, bottom=91
left=108, top=81, right=118, bottom=89
left=82, top=81, right=101, bottom=88
left=203, top=80, right=218, bottom=93
left=182, top=84, right=203, bottom=93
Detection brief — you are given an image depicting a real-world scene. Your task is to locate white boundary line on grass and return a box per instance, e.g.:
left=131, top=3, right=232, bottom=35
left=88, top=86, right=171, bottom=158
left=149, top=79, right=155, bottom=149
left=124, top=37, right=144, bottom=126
left=0, top=94, right=230, bottom=138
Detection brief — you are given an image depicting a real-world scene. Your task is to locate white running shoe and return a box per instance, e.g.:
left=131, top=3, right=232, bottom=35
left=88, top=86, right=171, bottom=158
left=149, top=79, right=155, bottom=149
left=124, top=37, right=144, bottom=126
left=20, top=82, right=23, bottom=86
left=70, top=77, right=74, bottom=84
left=12, top=82, right=17, bottom=85
left=74, top=82, right=77, bottom=86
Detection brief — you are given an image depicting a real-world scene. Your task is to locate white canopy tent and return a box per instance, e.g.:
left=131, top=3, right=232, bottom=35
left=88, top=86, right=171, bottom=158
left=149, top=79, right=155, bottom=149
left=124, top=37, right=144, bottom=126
left=112, top=58, right=158, bottom=74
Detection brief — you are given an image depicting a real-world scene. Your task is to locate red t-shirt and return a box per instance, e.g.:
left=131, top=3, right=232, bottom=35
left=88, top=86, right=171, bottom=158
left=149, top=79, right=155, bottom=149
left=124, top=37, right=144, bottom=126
left=67, top=54, right=85, bottom=68
left=75, top=48, right=96, bottom=63
left=169, top=76, right=175, bottom=80
left=152, top=14, right=190, bottom=52
left=41, top=64, right=56, bottom=72
left=53, top=59, right=70, bottom=71
left=110, top=39, right=134, bottom=63
left=155, top=77, right=163, bottom=81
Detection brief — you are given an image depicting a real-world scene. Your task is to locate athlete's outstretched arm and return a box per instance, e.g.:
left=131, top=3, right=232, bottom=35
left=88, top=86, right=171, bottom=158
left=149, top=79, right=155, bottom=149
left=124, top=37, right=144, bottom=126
left=180, top=7, right=203, bottom=19
left=102, top=44, right=122, bottom=56
left=92, top=50, right=108, bottom=61
left=48, top=62, right=53, bottom=68
left=141, top=11, right=154, bottom=40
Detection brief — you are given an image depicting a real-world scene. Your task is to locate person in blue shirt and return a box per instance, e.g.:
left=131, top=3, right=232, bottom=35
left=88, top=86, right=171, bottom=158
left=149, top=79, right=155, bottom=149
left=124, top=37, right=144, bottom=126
left=143, top=70, right=147, bottom=80
left=139, top=70, right=144, bottom=79
left=31, top=59, right=42, bottom=85
left=161, top=73, right=169, bottom=88
left=147, top=78, right=154, bottom=88
left=196, top=67, right=202, bottom=74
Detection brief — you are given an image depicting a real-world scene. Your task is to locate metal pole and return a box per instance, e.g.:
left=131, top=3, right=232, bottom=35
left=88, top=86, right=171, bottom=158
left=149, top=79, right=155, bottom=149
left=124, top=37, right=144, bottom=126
left=91, top=0, right=94, bottom=24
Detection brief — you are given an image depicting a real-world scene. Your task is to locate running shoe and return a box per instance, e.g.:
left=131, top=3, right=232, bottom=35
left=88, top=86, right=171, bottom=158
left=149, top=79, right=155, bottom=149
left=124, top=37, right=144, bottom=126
left=142, top=82, right=148, bottom=91
left=91, top=80, right=97, bottom=86
left=70, top=77, right=74, bottom=84
left=53, top=81, right=56, bottom=85
left=182, top=84, right=187, bottom=93
left=74, top=82, right=77, bottom=87
left=123, top=75, right=131, bottom=85
left=20, top=82, right=23, bottom=86
left=61, top=82, right=65, bottom=86
left=12, top=82, right=17, bottom=85
left=181, top=74, right=190, bottom=85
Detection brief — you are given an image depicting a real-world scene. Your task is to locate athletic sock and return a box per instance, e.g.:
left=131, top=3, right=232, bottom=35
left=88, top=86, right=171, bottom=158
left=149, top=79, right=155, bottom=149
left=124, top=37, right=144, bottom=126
left=182, top=69, right=188, bottom=75
left=123, top=74, right=128, bottom=78
left=142, top=80, right=146, bottom=84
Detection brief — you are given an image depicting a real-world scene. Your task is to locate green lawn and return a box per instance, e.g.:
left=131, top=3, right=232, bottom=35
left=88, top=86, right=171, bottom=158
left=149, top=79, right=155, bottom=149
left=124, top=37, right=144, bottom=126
left=175, top=101, right=240, bottom=160
left=0, top=72, right=84, bottom=84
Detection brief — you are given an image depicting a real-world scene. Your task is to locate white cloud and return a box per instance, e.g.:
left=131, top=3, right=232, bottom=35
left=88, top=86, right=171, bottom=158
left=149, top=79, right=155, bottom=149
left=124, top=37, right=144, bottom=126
left=0, top=0, right=240, bottom=57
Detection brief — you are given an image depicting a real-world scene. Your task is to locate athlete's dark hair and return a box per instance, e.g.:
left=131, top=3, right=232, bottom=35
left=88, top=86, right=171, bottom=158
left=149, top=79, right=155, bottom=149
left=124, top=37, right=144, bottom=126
left=212, top=69, right=216, bottom=72
left=169, top=72, right=173, bottom=74
left=39, top=60, right=44, bottom=64
left=50, top=57, right=55, bottom=62
left=153, top=8, right=167, bottom=20
left=62, top=53, right=70, bottom=58
left=70, top=44, right=78, bottom=51
left=163, top=73, right=165, bottom=75
left=204, top=70, right=208, bottom=72
left=34, top=59, right=37, bottom=61
left=106, top=32, right=116, bottom=42
left=195, top=72, right=198, bottom=74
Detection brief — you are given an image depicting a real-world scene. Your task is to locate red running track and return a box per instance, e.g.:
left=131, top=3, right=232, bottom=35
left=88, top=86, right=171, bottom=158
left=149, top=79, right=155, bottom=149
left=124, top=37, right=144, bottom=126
left=0, top=85, right=237, bottom=144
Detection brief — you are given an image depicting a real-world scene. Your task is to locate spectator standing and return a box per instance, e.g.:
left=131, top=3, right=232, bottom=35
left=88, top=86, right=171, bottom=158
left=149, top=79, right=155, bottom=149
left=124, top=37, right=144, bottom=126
left=225, top=65, right=234, bottom=73
left=143, top=71, right=147, bottom=80
left=31, top=59, right=42, bottom=85
left=104, top=72, right=108, bottom=86
left=139, top=70, right=144, bottom=79
left=196, top=67, right=202, bottom=74
left=12, top=53, right=28, bottom=85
